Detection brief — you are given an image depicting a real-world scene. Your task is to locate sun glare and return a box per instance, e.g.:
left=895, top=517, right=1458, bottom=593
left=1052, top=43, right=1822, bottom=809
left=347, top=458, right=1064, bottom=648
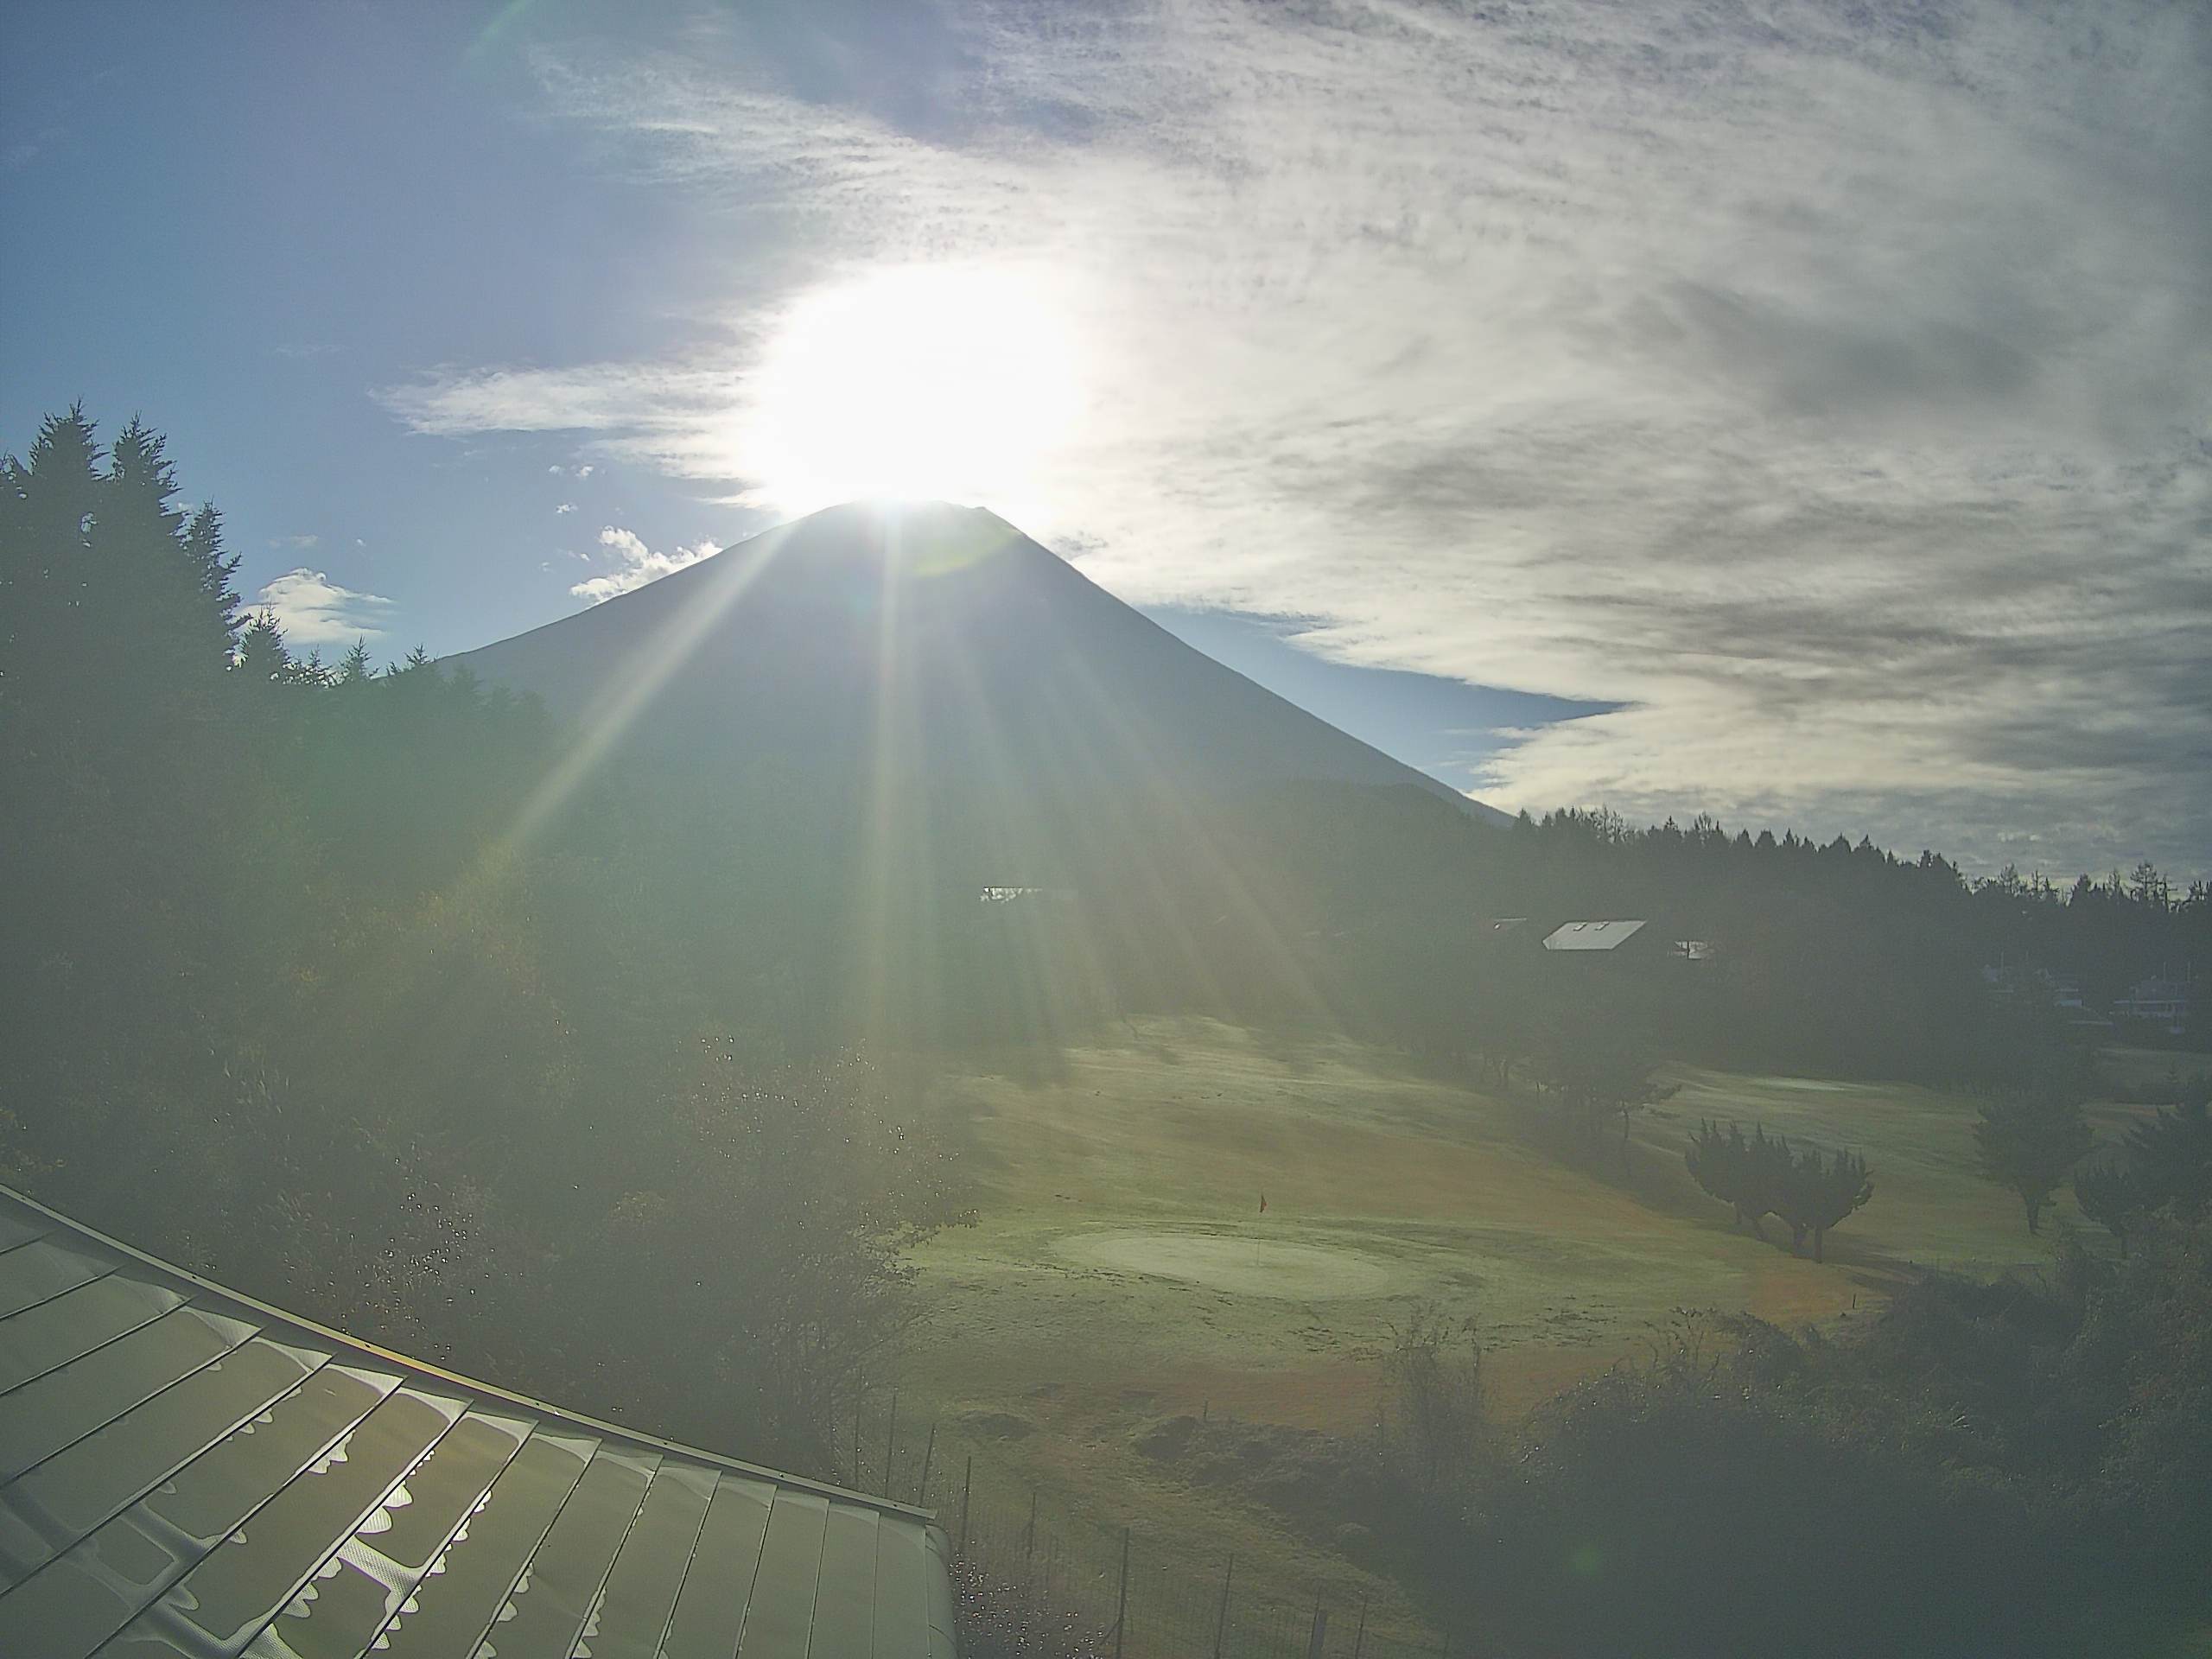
left=742, top=264, right=1085, bottom=514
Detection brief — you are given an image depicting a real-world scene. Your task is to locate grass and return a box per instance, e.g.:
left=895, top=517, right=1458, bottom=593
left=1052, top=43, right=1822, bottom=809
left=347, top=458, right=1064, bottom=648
left=892, top=1018, right=2183, bottom=1642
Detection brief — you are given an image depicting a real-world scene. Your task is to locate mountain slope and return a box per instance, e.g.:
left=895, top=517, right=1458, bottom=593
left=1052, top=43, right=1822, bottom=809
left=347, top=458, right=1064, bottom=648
left=449, top=501, right=1509, bottom=845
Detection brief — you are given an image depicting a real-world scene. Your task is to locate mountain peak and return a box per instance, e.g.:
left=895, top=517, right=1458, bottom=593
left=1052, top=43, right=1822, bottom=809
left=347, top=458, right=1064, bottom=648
left=449, top=503, right=1503, bottom=832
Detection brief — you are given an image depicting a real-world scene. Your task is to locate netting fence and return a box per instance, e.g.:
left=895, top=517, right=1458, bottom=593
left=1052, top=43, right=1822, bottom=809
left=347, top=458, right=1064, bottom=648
left=837, top=1391, right=1445, bottom=1659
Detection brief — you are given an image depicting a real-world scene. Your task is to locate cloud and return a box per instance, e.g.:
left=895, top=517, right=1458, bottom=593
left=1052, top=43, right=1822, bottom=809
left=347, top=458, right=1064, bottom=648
left=569, top=524, right=719, bottom=603
left=269, top=533, right=319, bottom=550
left=556, top=501, right=577, bottom=513
left=385, top=0, right=2212, bottom=875
left=256, top=569, right=394, bottom=645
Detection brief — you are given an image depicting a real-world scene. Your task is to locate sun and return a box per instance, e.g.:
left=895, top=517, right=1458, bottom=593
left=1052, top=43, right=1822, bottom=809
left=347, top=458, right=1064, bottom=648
left=742, top=263, right=1086, bottom=514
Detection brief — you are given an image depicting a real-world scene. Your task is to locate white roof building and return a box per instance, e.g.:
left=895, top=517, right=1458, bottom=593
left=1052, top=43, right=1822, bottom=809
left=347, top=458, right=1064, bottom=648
left=1541, top=919, right=1649, bottom=952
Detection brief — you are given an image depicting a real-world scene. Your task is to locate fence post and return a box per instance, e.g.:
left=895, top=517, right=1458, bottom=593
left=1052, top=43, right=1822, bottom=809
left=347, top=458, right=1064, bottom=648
left=1021, top=1487, right=1039, bottom=1630
left=882, top=1389, right=899, bottom=1495
left=918, top=1421, right=938, bottom=1505
left=957, top=1454, right=973, bottom=1556
left=1212, top=1554, right=1234, bottom=1659
left=1113, top=1527, right=1130, bottom=1659
left=1352, top=1596, right=1368, bottom=1659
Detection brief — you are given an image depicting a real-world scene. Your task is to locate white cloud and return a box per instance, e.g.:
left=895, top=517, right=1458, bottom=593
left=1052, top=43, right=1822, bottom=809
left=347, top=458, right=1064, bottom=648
left=556, top=501, right=577, bottom=513
left=569, top=524, right=719, bottom=604
left=256, top=569, right=394, bottom=645
left=269, top=533, right=319, bottom=550
left=383, top=0, right=2212, bottom=874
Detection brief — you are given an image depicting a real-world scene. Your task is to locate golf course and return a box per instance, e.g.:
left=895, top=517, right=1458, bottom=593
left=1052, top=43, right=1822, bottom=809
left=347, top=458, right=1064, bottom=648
left=894, top=1019, right=2187, bottom=1634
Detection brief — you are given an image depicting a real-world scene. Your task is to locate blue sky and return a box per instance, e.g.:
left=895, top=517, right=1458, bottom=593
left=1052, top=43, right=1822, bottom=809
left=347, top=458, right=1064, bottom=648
left=4, top=2, right=2208, bottom=877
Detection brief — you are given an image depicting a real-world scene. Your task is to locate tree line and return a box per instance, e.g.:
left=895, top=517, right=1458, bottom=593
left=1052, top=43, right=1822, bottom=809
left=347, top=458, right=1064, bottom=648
left=1, top=410, right=965, bottom=1469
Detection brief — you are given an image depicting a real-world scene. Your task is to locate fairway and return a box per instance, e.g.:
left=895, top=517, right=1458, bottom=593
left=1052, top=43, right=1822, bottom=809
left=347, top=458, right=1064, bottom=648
left=896, top=1018, right=2171, bottom=1633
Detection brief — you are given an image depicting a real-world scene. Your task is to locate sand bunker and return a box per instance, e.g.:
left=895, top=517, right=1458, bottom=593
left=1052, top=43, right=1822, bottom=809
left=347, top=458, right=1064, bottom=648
left=1058, top=1230, right=1401, bottom=1299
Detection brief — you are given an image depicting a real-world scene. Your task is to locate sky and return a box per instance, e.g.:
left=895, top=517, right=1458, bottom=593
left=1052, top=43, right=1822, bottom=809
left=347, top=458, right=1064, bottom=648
left=4, top=0, right=2207, bottom=880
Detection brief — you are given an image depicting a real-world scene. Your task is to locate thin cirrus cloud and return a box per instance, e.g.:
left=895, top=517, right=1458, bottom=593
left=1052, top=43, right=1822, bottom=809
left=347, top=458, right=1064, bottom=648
left=380, top=0, right=2212, bottom=877
left=569, top=524, right=719, bottom=605
left=256, top=569, right=394, bottom=645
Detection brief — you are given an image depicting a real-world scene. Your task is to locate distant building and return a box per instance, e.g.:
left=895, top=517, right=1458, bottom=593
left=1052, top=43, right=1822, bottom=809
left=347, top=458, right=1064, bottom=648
left=1672, top=938, right=1717, bottom=963
left=2115, top=975, right=2194, bottom=1034
left=1980, top=960, right=2066, bottom=1002
left=1541, top=919, right=1649, bottom=953
left=0, top=1183, right=957, bottom=1659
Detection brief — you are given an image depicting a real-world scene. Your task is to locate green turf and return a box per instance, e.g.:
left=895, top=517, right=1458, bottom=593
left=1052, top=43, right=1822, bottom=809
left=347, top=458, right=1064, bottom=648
left=895, top=1017, right=2162, bottom=1641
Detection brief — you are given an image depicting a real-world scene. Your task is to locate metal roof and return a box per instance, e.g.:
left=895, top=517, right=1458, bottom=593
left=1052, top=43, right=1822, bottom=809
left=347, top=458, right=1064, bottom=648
left=1540, top=919, right=1649, bottom=952
left=0, top=1183, right=956, bottom=1659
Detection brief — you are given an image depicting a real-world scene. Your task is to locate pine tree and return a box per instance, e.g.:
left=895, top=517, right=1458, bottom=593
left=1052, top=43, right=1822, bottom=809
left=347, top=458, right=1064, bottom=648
left=1777, top=1144, right=1873, bottom=1262
left=2124, top=1092, right=2212, bottom=1220
left=2072, top=1156, right=2145, bottom=1257
left=1974, top=1086, right=2094, bottom=1233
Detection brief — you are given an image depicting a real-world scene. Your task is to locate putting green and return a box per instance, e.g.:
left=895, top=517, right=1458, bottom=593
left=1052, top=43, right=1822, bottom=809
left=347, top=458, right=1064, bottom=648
left=1058, top=1229, right=1404, bottom=1299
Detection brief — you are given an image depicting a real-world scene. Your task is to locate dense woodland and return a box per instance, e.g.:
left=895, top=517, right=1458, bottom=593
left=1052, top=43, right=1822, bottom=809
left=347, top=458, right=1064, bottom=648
left=2, top=410, right=2204, bottom=1495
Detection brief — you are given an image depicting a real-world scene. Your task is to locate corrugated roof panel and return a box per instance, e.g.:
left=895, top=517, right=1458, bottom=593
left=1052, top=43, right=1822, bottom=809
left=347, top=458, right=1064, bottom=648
left=0, top=1215, right=49, bottom=1254
left=659, top=1472, right=775, bottom=1659
left=813, top=1502, right=881, bottom=1659
left=0, top=1238, right=114, bottom=1319
left=925, top=1529, right=960, bottom=1659
left=247, top=1409, right=534, bottom=1659
left=578, top=1458, right=715, bottom=1658
left=117, top=1385, right=467, bottom=1655
left=0, top=1306, right=257, bottom=1482
left=372, top=1429, right=598, bottom=1659
left=480, top=1445, right=658, bottom=1656
left=0, top=1338, right=324, bottom=1587
left=0, top=1187, right=957, bottom=1659
left=0, top=1275, right=184, bottom=1395
left=869, top=1503, right=931, bottom=1659
left=741, top=1488, right=831, bottom=1659
left=0, top=1365, right=397, bottom=1659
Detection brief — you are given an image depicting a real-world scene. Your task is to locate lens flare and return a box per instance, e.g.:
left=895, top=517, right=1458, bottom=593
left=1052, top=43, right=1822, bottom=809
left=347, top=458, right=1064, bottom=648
left=742, top=263, right=1085, bottom=513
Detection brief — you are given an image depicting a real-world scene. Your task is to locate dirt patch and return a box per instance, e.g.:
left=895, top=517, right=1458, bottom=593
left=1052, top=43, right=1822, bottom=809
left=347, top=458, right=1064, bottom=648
left=1057, top=1230, right=1408, bottom=1300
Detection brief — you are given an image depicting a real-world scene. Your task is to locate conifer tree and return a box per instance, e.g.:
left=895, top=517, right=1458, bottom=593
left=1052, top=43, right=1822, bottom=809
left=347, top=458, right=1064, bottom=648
left=2125, top=1091, right=2212, bottom=1220
left=1974, top=1086, right=2094, bottom=1233
left=1777, top=1144, right=1873, bottom=1262
left=2072, top=1156, right=2146, bottom=1257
